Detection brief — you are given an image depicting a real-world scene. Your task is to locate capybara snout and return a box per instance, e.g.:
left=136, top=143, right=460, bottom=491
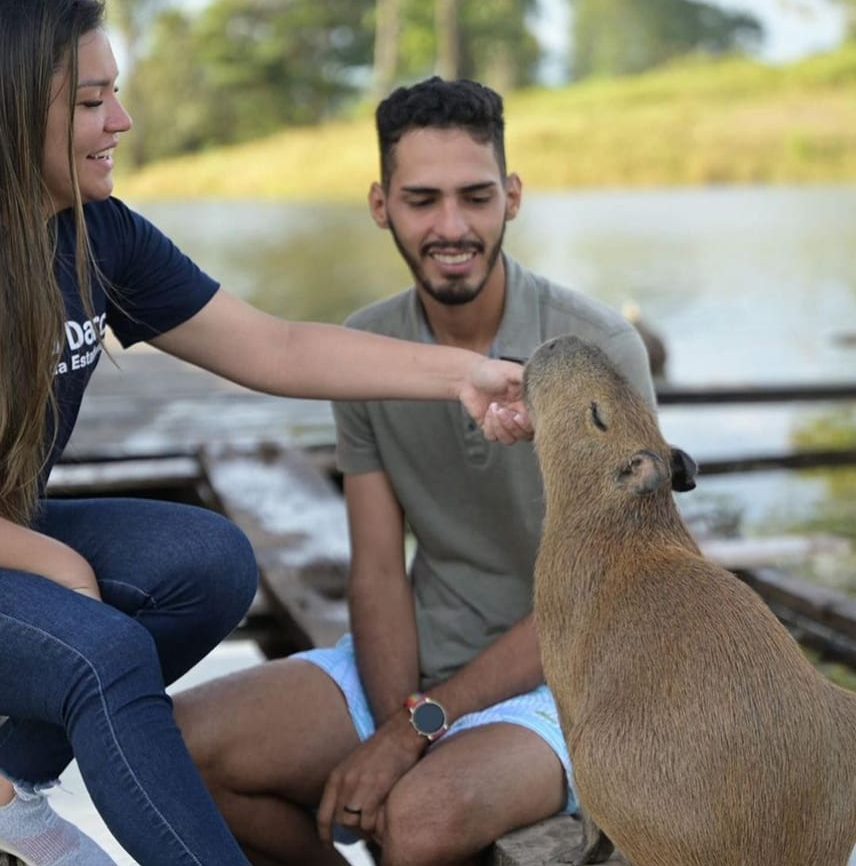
left=525, top=335, right=683, bottom=503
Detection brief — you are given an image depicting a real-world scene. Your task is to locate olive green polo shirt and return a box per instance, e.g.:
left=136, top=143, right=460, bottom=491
left=334, top=255, right=655, bottom=689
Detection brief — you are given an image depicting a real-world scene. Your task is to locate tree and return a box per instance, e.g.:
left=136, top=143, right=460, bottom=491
left=122, top=10, right=212, bottom=162
left=373, top=0, right=402, bottom=99
left=776, top=0, right=855, bottom=40
left=125, top=0, right=375, bottom=163
left=435, top=0, right=461, bottom=80
left=571, top=0, right=764, bottom=80
left=458, top=0, right=539, bottom=90
left=121, top=0, right=543, bottom=164
left=396, top=0, right=540, bottom=89
left=193, top=0, right=373, bottom=130
left=106, top=0, right=169, bottom=166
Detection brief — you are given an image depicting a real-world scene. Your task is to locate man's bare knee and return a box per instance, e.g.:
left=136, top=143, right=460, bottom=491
left=172, top=680, right=240, bottom=793
left=382, top=782, right=480, bottom=866
left=173, top=658, right=360, bottom=804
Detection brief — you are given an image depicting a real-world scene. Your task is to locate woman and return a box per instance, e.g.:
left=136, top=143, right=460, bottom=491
left=0, top=2, right=529, bottom=864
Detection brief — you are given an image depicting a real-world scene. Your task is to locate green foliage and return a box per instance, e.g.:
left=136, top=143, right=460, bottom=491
left=395, top=0, right=540, bottom=89
left=793, top=407, right=856, bottom=450
left=803, top=648, right=856, bottom=691
left=127, top=11, right=211, bottom=161
left=121, top=0, right=541, bottom=164
left=107, top=0, right=169, bottom=42
left=458, top=0, right=541, bottom=89
left=117, top=43, right=856, bottom=200
left=836, top=0, right=856, bottom=38
left=124, top=0, right=374, bottom=163
left=571, top=0, right=764, bottom=79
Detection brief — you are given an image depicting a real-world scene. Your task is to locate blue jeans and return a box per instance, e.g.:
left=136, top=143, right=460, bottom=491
left=0, top=498, right=258, bottom=866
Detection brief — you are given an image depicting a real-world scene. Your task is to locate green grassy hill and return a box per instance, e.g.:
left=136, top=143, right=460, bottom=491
left=117, top=45, right=856, bottom=202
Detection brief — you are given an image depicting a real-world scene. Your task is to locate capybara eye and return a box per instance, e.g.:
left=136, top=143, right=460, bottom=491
left=591, top=402, right=608, bottom=431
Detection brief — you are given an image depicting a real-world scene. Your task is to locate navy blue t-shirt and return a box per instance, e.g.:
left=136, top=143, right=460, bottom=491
left=50, top=197, right=219, bottom=474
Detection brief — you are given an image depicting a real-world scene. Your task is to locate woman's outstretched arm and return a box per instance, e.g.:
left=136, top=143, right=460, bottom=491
left=150, top=289, right=532, bottom=442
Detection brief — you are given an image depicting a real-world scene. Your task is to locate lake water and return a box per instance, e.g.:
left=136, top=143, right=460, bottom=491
left=130, top=185, right=856, bottom=594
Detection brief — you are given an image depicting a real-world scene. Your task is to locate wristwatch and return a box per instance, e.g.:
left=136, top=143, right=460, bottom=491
left=404, top=692, right=449, bottom=742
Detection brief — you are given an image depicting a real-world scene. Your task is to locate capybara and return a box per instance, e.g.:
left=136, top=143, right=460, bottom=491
left=523, top=334, right=856, bottom=866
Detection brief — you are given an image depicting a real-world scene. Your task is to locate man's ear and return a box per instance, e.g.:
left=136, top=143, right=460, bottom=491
left=505, top=172, right=522, bottom=221
left=368, top=182, right=389, bottom=229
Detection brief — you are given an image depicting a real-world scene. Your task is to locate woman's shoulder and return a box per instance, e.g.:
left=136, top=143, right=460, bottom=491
left=82, top=197, right=177, bottom=273
left=82, top=196, right=146, bottom=236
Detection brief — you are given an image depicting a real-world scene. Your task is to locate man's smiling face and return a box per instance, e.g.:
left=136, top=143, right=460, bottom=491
left=370, top=127, right=520, bottom=306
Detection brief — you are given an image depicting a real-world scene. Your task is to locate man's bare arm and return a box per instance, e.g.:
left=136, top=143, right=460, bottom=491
left=423, top=614, right=543, bottom=723
left=344, top=470, right=420, bottom=723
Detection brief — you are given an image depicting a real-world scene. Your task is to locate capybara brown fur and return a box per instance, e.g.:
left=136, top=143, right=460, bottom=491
left=523, top=335, right=856, bottom=866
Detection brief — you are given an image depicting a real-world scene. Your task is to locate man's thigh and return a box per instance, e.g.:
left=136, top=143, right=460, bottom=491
left=173, top=657, right=360, bottom=806
left=389, top=722, right=566, bottom=848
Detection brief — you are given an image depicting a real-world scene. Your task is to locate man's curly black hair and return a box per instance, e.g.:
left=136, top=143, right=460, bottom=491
left=376, top=77, right=506, bottom=188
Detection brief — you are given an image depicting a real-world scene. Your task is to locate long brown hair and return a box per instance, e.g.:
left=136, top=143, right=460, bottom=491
left=0, top=0, right=105, bottom=524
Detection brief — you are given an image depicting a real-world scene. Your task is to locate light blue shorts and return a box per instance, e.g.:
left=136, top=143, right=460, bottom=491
left=294, top=634, right=578, bottom=815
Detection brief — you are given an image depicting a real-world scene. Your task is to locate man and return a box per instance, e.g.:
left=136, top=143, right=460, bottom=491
left=175, top=77, right=655, bottom=866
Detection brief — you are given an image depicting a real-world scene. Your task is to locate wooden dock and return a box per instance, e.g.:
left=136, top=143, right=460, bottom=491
left=56, top=344, right=856, bottom=667
left=36, top=343, right=856, bottom=866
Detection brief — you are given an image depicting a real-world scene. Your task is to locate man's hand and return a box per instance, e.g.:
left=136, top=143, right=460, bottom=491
left=316, top=713, right=425, bottom=847
left=459, top=358, right=533, bottom=443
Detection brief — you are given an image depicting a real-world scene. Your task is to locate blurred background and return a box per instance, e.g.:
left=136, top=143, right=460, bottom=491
left=103, top=0, right=856, bottom=599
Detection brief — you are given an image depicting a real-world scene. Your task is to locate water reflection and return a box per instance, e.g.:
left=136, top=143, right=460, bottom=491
left=131, top=186, right=856, bottom=594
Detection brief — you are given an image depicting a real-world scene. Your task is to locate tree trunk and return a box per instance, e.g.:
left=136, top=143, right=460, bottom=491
left=435, top=0, right=461, bottom=80
left=373, top=0, right=401, bottom=100
left=107, top=0, right=156, bottom=167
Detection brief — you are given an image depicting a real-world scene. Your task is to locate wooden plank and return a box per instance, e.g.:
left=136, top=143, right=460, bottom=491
left=657, top=382, right=856, bottom=404
left=200, top=442, right=351, bottom=654
left=492, top=795, right=852, bottom=865
left=700, top=534, right=852, bottom=571
left=737, top=567, right=856, bottom=668
left=738, top=567, right=856, bottom=640
left=47, top=456, right=201, bottom=496
left=492, top=815, right=623, bottom=866
left=65, top=347, right=333, bottom=462
left=698, top=448, right=856, bottom=475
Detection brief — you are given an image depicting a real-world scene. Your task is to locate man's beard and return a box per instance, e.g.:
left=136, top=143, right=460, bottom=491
left=388, top=220, right=505, bottom=307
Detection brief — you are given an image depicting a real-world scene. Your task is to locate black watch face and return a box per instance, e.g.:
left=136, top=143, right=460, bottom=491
left=413, top=701, right=446, bottom=735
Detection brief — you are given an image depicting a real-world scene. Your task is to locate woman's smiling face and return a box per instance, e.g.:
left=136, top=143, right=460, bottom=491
left=42, top=28, right=132, bottom=215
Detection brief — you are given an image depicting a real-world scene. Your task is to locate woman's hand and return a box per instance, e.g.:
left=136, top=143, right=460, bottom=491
left=0, top=517, right=101, bottom=600
left=459, top=358, right=533, bottom=443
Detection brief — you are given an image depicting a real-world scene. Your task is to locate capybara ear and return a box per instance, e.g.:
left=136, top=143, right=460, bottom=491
left=670, top=447, right=698, bottom=492
left=621, top=450, right=669, bottom=496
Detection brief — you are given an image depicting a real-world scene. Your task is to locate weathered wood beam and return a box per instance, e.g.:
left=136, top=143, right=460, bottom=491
left=700, top=535, right=851, bottom=570
left=199, top=442, right=351, bottom=655
left=657, top=382, right=856, bottom=404
left=698, top=448, right=856, bottom=475
left=47, top=456, right=201, bottom=496
left=737, top=567, right=856, bottom=668
left=492, top=815, right=623, bottom=865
